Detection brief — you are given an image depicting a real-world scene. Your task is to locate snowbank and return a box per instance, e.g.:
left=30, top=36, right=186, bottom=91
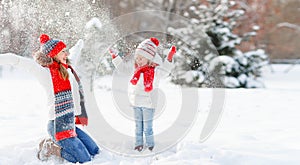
left=0, top=64, right=299, bottom=164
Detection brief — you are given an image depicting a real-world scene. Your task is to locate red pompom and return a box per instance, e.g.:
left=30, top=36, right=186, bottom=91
left=150, top=37, right=159, bottom=46
left=40, top=34, right=50, bottom=44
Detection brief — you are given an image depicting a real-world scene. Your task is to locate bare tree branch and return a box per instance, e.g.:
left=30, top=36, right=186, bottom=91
left=277, top=22, right=300, bottom=33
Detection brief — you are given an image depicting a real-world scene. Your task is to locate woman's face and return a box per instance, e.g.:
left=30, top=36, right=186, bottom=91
left=135, top=55, right=149, bottom=67
left=55, top=49, right=69, bottom=64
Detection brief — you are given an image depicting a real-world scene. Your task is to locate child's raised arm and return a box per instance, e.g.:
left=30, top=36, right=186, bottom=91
left=109, top=49, right=133, bottom=75
left=156, top=45, right=177, bottom=78
left=167, top=45, right=176, bottom=62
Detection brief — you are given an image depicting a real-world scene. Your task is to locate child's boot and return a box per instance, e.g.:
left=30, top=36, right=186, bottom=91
left=134, top=145, right=143, bottom=152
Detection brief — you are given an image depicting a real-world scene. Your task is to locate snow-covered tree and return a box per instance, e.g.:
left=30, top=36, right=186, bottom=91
left=168, top=0, right=268, bottom=88
left=209, top=49, right=268, bottom=88
left=206, top=0, right=268, bottom=88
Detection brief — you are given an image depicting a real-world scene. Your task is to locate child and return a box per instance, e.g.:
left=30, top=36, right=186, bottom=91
left=110, top=37, right=176, bottom=152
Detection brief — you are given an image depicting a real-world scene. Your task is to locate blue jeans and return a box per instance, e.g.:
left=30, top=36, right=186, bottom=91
left=133, top=107, right=155, bottom=147
left=47, top=120, right=99, bottom=163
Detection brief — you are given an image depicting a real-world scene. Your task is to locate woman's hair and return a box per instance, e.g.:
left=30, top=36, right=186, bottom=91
left=33, top=51, right=70, bottom=80
left=54, top=58, right=70, bottom=80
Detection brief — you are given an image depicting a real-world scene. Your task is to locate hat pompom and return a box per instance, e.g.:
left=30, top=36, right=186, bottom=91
left=40, top=34, right=50, bottom=44
left=150, top=37, right=159, bottom=46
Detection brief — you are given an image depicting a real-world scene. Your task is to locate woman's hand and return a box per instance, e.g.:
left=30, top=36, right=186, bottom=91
left=75, top=115, right=88, bottom=126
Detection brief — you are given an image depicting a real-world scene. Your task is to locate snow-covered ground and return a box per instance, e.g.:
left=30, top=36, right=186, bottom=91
left=0, top=64, right=299, bottom=165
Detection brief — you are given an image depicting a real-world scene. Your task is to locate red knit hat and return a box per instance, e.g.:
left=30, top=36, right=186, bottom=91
left=39, top=34, right=66, bottom=58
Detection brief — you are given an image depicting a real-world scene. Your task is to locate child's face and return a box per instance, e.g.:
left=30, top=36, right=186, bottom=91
left=135, top=55, right=149, bottom=67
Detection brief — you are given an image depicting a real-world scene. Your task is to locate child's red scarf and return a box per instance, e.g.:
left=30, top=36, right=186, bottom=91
left=130, top=65, right=155, bottom=92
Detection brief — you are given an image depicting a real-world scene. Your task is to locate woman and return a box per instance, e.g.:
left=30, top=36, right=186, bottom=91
left=0, top=34, right=99, bottom=163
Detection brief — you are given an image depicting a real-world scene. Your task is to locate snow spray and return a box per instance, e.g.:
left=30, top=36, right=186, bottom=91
left=82, top=10, right=226, bottom=157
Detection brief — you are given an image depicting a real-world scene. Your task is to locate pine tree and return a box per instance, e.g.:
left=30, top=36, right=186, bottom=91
left=168, top=0, right=268, bottom=88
